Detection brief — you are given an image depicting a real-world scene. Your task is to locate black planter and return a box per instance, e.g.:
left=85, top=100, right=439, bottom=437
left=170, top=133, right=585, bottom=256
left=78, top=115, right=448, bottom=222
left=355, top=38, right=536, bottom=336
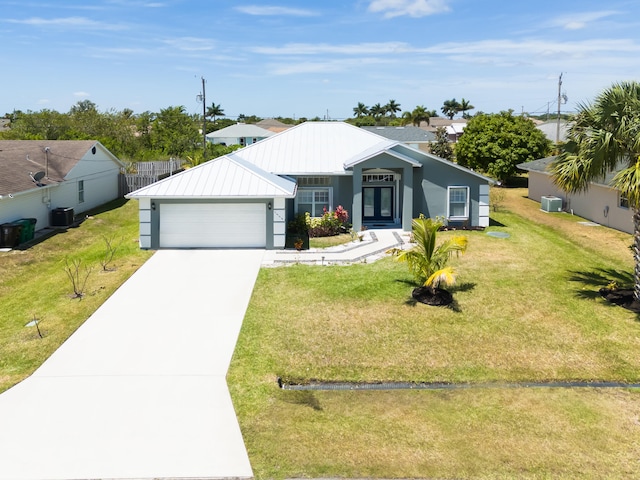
left=285, top=231, right=310, bottom=250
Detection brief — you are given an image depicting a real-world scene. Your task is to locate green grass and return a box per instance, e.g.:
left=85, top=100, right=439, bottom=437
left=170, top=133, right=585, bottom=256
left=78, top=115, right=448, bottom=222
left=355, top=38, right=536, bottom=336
left=309, top=232, right=354, bottom=249
left=228, top=189, right=640, bottom=479
left=0, top=199, right=152, bottom=393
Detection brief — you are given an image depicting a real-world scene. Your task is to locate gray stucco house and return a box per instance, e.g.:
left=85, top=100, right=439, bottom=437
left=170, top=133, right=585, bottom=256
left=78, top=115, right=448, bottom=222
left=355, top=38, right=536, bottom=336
left=128, top=122, right=491, bottom=249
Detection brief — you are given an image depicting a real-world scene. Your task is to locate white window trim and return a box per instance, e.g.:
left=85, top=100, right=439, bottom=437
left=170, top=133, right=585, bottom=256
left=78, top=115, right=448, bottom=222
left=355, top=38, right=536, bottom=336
left=619, top=192, right=629, bottom=209
left=447, top=186, right=470, bottom=220
left=295, top=187, right=333, bottom=216
left=78, top=180, right=85, bottom=204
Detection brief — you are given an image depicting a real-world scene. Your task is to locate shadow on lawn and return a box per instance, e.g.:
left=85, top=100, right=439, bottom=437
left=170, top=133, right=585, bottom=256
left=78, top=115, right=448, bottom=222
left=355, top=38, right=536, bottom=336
left=569, top=268, right=634, bottom=300
left=401, top=281, right=476, bottom=313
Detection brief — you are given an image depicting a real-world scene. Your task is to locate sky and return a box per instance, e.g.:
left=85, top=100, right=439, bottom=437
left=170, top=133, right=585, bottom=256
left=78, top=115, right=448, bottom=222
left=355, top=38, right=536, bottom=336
left=2, top=0, right=640, bottom=120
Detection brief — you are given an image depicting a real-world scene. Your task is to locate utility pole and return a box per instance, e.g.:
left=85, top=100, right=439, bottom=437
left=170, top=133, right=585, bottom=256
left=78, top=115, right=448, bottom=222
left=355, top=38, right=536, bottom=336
left=556, top=73, right=563, bottom=145
left=196, top=77, right=207, bottom=159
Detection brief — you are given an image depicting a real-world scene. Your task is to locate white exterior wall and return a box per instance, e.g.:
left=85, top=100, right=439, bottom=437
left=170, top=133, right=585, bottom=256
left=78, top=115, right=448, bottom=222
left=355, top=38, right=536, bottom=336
left=64, top=148, right=121, bottom=213
left=138, top=198, right=152, bottom=249
left=528, top=172, right=634, bottom=234
left=0, top=188, right=51, bottom=229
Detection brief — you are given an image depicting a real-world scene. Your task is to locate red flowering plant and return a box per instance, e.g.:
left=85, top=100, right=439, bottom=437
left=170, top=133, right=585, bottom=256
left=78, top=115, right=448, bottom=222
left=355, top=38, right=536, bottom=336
left=307, top=205, right=351, bottom=237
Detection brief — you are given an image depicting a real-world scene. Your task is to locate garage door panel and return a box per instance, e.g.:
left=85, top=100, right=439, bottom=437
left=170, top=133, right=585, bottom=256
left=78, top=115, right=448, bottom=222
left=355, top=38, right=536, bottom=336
left=160, top=203, right=266, bottom=248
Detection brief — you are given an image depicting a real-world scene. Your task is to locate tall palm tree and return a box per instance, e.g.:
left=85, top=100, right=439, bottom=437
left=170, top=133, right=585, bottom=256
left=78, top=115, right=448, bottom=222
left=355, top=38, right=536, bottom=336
left=550, top=81, right=640, bottom=300
left=458, top=98, right=474, bottom=118
left=206, top=102, right=224, bottom=123
left=353, top=102, right=369, bottom=118
left=441, top=98, right=461, bottom=119
left=385, top=99, right=401, bottom=118
left=369, top=103, right=385, bottom=122
left=390, top=217, right=468, bottom=290
left=410, top=105, right=430, bottom=127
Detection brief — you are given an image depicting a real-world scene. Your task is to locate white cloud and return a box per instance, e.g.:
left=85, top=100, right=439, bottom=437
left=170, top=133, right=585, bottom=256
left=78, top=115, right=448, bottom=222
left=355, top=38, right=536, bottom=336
left=73, top=91, right=90, bottom=98
left=5, top=16, right=127, bottom=31
left=367, top=0, right=451, bottom=18
left=251, top=41, right=412, bottom=55
left=235, top=5, right=318, bottom=17
left=163, top=37, right=215, bottom=52
left=550, top=10, right=619, bottom=30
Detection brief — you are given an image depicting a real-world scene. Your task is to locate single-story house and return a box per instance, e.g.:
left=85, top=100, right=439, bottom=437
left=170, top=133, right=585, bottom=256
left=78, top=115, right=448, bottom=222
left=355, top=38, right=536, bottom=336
left=205, top=123, right=274, bottom=147
left=535, top=120, right=570, bottom=144
left=0, top=140, right=124, bottom=231
left=518, top=156, right=633, bottom=234
left=127, top=122, right=491, bottom=250
left=361, top=126, right=436, bottom=153
left=256, top=118, right=293, bottom=133
left=419, top=117, right=467, bottom=142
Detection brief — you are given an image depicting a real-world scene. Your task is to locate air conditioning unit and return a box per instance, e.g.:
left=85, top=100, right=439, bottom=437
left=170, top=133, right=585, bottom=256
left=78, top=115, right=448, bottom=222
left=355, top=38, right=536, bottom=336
left=541, top=196, right=563, bottom=212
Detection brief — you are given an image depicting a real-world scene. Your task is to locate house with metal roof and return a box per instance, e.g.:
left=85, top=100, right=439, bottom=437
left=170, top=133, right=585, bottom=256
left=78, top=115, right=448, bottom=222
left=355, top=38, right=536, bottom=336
left=518, top=156, right=633, bottom=234
left=205, top=123, right=274, bottom=147
left=128, top=122, right=491, bottom=250
left=0, top=140, right=124, bottom=243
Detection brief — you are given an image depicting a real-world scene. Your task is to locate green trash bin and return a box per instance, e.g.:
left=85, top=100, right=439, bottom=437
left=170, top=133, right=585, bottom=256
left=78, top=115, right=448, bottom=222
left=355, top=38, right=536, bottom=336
left=16, top=218, right=37, bottom=243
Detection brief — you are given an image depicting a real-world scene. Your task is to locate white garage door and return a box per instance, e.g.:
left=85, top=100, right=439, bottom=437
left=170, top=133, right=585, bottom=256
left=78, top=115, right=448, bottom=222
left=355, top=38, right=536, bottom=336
left=160, top=203, right=266, bottom=248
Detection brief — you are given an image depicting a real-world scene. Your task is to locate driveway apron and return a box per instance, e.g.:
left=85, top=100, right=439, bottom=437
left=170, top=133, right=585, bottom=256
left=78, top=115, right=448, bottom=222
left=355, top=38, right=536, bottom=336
left=0, top=249, right=263, bottom=480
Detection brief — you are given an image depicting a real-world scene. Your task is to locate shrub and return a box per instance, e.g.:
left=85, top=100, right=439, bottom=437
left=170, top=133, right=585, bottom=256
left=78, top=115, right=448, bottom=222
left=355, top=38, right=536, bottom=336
left=307, top=206, right=350, bottom=237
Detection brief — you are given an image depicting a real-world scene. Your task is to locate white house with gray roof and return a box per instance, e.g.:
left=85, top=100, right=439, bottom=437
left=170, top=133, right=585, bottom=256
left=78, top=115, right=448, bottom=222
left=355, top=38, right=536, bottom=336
left=205, top=123, right=274, bottom=147
left=128, top=122, right=492, bottom=250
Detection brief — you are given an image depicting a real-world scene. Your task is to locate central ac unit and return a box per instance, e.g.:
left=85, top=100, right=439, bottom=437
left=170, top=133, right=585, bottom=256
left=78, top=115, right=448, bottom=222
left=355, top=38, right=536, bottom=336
left=541, top=196, right=563, bottom=212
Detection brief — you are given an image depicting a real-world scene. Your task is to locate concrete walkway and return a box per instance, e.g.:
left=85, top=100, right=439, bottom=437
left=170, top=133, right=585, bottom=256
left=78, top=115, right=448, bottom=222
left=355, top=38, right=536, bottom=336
left=262, top=228, right=409, bottom=266
left=0, top=249, right=262, bottom=480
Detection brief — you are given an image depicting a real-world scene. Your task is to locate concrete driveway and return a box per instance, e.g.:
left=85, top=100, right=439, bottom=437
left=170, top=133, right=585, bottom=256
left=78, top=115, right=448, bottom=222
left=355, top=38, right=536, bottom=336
left=0, top=249, right=263, bottom=480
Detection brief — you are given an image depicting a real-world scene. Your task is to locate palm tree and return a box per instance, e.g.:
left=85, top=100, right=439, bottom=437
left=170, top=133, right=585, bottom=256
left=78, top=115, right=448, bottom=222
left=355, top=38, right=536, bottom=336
left=353, top=102, right=369, bottom=118
left=550, top=81, right=640, bottom=300
left=390, top=216, right=468, bottom=291
left=369, top=103, right=385, bottom=122
left=384, top=99, right=401, bottom=118
left=206, top=102, right=224, bottom=123
left=441, top=98, right=461, bottom=119
left=458, top=98, right=474, bottom=118
left=410, top=105, right=430, bottom=127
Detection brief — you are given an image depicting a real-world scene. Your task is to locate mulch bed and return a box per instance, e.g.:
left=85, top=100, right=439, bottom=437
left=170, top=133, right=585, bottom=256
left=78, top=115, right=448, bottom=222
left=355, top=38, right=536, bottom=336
left=599, top=288, right=640, bottom=313
left=412, top=286, right=453, bottom=306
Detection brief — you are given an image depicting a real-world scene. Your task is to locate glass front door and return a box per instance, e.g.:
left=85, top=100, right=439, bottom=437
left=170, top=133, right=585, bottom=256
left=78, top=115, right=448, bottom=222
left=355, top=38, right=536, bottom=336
left=363, top=186, right=394, bottom=221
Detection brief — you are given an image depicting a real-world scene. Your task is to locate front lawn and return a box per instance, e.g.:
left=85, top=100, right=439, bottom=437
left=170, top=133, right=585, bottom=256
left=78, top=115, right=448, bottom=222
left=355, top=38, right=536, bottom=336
left=228, top=188, right=640, bottom=479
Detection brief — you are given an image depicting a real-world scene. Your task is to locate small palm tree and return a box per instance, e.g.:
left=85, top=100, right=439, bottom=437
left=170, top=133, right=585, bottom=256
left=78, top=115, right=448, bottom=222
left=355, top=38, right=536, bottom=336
left=206, top=102, right=224, bottom=123
left=458, top=98, right=474, bottom=118
left=390, top=217, right=468, bottom=290
left=441, top=98, right=461, bottom=119
left=410, top=105, right=430, bottom=127
left=370, top=103, right=385, bottom=121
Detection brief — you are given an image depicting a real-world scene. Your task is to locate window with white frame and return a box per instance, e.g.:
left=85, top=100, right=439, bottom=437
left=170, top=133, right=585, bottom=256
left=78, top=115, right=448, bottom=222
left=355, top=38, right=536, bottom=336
left=78, top=180, right=85, bottom=203
left=297, top=176, right=330, bottom=186
left=297, top=188, right=331, bottom=217
left=619, top=192, right=629, bottom=209
left=448, top=186, right=469, bottom=220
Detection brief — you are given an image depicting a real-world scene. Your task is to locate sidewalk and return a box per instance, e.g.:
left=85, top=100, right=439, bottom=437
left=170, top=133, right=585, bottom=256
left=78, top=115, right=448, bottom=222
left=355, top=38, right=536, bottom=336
left=262, top=228, right=410, bottom=266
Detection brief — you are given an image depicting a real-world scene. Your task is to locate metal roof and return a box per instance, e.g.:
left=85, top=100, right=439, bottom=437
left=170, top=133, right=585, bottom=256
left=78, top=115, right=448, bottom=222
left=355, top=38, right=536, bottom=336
left=126, top=155, right=297, bottom=199
left=518, top=155, right=619, bottom=188
left=230, top=121, right=399, bottom=175
left=206, top=123, right=274, bottom=139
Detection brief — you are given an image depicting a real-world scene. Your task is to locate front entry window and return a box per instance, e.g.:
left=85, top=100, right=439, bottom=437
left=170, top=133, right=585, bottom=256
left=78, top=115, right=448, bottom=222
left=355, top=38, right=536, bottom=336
left=297, top=188, right=330, bottom=216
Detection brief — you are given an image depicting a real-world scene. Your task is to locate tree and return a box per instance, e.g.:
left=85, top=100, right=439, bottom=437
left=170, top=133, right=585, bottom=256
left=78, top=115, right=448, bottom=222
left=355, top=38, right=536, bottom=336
left=152, top=106, right=200, bottom=157
left=206, top=102, right=224, bottom=123
left=353, top=102, right=369, bottom=118
left=441, top=98, right=461, bottom=119
left=550, top=81, right=640, bottom=301
left=401, top=105, right=431, bottom=127
left=369, top=103, right=385, bottom=121
left=390, top=216, right=468, bottom=291
left=430, top=126, right=453, bottom=160
left=384, top=99, right=401, bottom=118
left=458, top=98, right=474, bottom=118
left=456, top=110, right=551, bottom=183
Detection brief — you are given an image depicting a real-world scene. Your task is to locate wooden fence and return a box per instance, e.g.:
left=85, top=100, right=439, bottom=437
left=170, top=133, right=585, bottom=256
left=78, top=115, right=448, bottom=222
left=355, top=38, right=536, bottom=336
left=120, top=159, right=185, bottom=195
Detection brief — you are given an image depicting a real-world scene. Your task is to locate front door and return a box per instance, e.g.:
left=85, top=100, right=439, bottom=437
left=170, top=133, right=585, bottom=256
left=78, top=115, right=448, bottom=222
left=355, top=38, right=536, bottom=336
left=363, top=186, right=394, bottom=222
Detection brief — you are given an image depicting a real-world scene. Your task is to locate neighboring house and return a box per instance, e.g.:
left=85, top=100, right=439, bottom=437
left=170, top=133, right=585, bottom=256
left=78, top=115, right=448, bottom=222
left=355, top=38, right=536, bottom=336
left=206, top=123, right=274, bottom=146
left=0, top=118, right=9, bottom=132
left=127, top=122, right=491, bottom=250
left=0, top=140, right=124, bottom=230
left=518, top=156, right=633, bottom=234
left=256, top=118, right=293, bottom=133
left=419, top=117, right=467, bottom=142
left=536, top=120, right=570, bottom=144
left=361, top=126, right=436, bottom=152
